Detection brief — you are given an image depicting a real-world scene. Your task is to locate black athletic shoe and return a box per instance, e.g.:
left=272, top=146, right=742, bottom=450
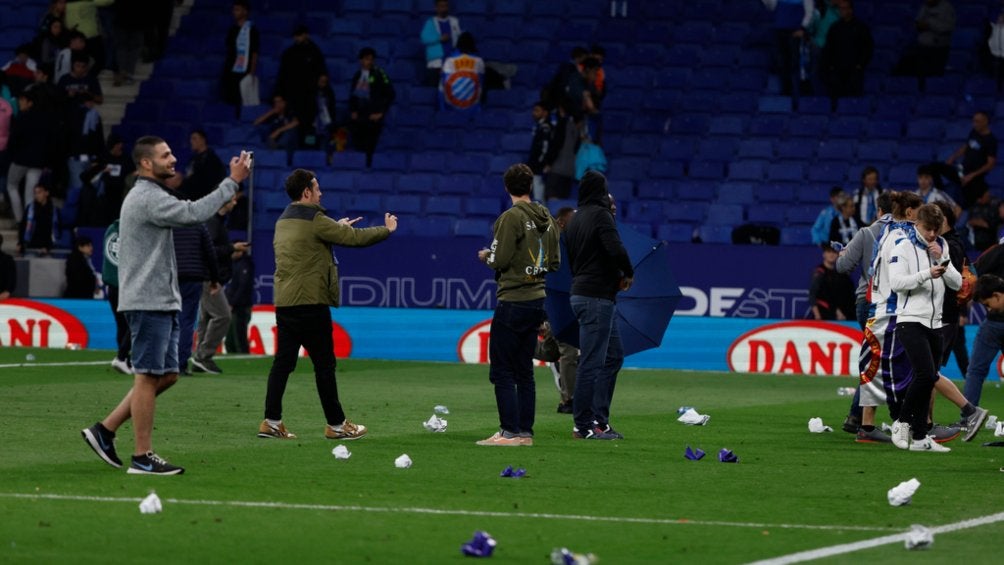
left=127, top=452, right=185, bottom=475
left=191, top=357, right=222, bottom=374
left=81, top=423, right=122, bottom=468
left=595, top=422, right=624, bottom=439
left=842, top=414, right=862, bottom=434
left=572, top=427, right=619, bottom=440
left=556, top=402, right=573, bottom=414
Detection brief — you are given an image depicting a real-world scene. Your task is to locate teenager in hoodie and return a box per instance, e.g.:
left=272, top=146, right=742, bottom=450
left=476, top=163, right=560, bottom=447
left=564, top=171, right=633, bottom=441
left=888, top=204, right=964, bottom=452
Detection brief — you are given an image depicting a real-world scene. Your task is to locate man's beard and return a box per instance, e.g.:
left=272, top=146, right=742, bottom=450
left=152, top=164, right=175, bottom=180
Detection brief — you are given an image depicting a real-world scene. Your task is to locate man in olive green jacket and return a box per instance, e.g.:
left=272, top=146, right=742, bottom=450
left=258, top=168, right=397, bottom=441
left=475, top=163, right=560, bottom=446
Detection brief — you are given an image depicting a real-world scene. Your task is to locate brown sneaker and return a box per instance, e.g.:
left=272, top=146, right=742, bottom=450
left=519, top=433, right=533, bottom=446
left=325, top=420, right=368, bottom=440
left=475, top=431, right=521, bottom=446
left=257, top=420, right=297, bottom=439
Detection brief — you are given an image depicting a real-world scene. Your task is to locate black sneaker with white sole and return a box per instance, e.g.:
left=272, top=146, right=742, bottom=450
left=191, top=357, right=222, bottom=374
left=127, top=452, right=185, bottom=475
left=81, top=422, right=122, bottom=468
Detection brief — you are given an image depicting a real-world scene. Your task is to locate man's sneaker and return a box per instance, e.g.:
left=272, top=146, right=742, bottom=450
left=325, top=420, right=367, bottom=440
left=257, top=420, right=297, bottom=439
left=930, top=424, right=961, bottom=443
left=572, top=427, right=619, bottom=440
left=127, top=451, right=185, bottom=475
left=81, top=423, right=122, bottom=468
left=191, top=357, right=222, bottom=374
left=855, top=428, right=892, bottom=443
left=842, top=414, right=862, bottom=434
left=476, top=430, right=521, bottom=446
left=556, top=402, right=573, bottom=414
left=908, top=436, right=951, bottom=453
left=110, top=357, right=132, bottom=375
left=595, top=422, right=624, bottom=439
left=891, top=421, right=910, bottom=450
left=964, top=407, right=990, bottom=442
left=518, top=433, right=533, bottom=446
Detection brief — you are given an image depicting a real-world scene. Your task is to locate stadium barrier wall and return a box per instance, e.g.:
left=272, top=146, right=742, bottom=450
left=0, top=298, right=991, bottom=381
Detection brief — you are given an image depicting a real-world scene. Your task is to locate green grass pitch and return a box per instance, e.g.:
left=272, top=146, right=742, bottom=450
left=2, top=347, right=1004, bottom=564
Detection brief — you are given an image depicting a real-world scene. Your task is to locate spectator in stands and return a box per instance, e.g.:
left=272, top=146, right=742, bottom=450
left=0, top=234, right=15, bottom=300
left=64, top=0, right=105, bottom=75
left=806, top=1, right=840, bottom=94
left=828, top=193, right=858, bottom=245
left=528, top=101, right=552, bottom=201
left=587, top=44, right=606, bottom=144
left=852, top=166, right=882, bottom=226
left=964, top=187, right=1003, bottom=251
left=946, top=111, right=998, bottom=208
left=553, top=206, right=578, bottom=414
left=809, top=243, right=855, bottom=320
left=892, top=0, right=955, bottom=89
left=222, top=0, right=259, bottom=118
left=33, top=17, right=67, bottom=67
left=64, top=235, right=99, bottom=298
left=566, top=57, right=601, bottom=126
left=192, top=196, right=248, bottom=375
left=811, top=186, right=845, bottom=245
left=225, top=252, right=255, bottom=354
left=58, top=51, right=103, bottom=104
left=988, top=3, right=1004, bottom=92
left=102, top=218, right=132, bottom=374
left=113, top=0, right=147, bottom=87
left=349, top=47, right=395, bottom=168
left=275, top=25, right=327, bottom=134
left=439, top=32, right=484, bottom=112
left=253, top=94, right=300, bottom=166
left=77, top=134, right=132, bottom=227
left=65, top=91, right=105, bottom=194
left=543, top=100, right=578, bottom=201
left=2, top=45, right=39, bottom=95
left=762, top=0, right=814, bottom=98
left=182, top=129, right=226, bottom=201
left=17, top=179, right=60, bottom=256
left=312, top=73, right=337, bottom=156
left=5, top=92, right=51, bottom=223
left=24, top=63, right=62, bottom=113
left=542, top=47, right=587, bottom=111
left=0, top=76, right=10, bottom=216
left=173, top=205, right=221, bottom=376
left=421, top=0, right=462, bottom=86
left=53, top=30, right=89, bottom=85
left=915, top=164, right=961, bottom=221
left=934, top=200, right=965, bottom=376
left=821, top=0, right=873, bottom=108
left=39, top=0, right=67, bottom=36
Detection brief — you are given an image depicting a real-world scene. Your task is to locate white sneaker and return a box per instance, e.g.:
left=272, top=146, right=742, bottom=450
left=110, top=357, right=132, bottom=375
left=891, top=421, right=910, bottom=450
left=908, top=436, right=951, bottom=452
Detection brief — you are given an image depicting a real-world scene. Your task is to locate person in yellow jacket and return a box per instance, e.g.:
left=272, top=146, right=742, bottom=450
left=258, top=168, right=397, bottom=440
left=475, top=163, right=560, bottom=446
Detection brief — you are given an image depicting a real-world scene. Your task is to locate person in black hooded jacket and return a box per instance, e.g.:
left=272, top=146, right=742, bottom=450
left=564, top=170, right=634, bottom=440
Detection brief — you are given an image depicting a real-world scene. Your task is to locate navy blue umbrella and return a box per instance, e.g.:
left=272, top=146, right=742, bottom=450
left=544, top=226, right=683, bottom=356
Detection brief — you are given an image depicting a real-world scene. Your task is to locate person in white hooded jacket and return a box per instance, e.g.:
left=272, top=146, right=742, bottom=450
left=888, top=204, right=962, bottom=452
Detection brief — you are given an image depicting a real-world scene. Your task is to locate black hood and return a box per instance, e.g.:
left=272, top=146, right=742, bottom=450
left=577, top=170, right=609, bottom=207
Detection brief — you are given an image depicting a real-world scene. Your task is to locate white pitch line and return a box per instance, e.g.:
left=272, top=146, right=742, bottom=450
left=0, top=492, right=897, bottom=533
left=0, top=361, right=111, bottom=369
left=746, top=510, right=1004, bottom=564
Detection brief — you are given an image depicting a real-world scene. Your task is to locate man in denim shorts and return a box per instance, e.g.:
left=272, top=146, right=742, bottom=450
left=81, top=136, right=250, bottom=475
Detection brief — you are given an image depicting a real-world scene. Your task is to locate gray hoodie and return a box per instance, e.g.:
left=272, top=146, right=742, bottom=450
left=835, top=213, right=892, bottom=302
left=118, top=176, right=238, bottom=312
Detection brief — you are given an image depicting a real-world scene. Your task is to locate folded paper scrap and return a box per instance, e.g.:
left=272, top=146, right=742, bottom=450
left=985, top=414, right=998, bottom=429
left=332, top=445, right=351, bottom=459
left=995, top=421, right=1004, bottom=438
left=808, top=417, right=833, bottom=433
left=499, top=465, right=527, bottom=478
left=684, top=446, right=705, bottom=460
left=718, top=448, right=739, bottom=463
left=677, top=408, right=710, bottom=426
left=904, top=524, right=934, bottom=550
left=887, top=478, right=921, bottom=507
left=394, top=454, right=412, bottom=468
left=139, top=492, right=162, bottom=514
left=434, top=405, right=450, bottom=415
left=461, top=531, right=497, bottom=558
left=423, top=414, right=448, bottom=432
left=550, top=547, right=598, bottom=565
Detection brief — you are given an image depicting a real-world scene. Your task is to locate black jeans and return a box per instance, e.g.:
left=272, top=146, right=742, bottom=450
left=896, top=322, right=943, bottom=440
left=264, top=304, right=346, bottom=426
left=106, top=285, right=131, bottom=361
left=488, top=299, right=546, bottom=435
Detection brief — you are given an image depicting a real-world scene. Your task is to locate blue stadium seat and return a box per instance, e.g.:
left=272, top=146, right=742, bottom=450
left=697, top=139, right=739, bottom=161
left=318, top=171, right=356, bottom=192
left=787, top=115, right=827, bottom=138
left=465, top=197, right=501, bottom=218
left=737, top=140, right=774, bottom=160
left=816, top=140, right=855, bottom=161
left=767, top=162, right=806, bottom=182
left=786, top=205, right=820, bottom=225
left=807, top=162, right=849, bottom=184
left=728, top=160, right=767, bottom=181
left=857, top=140, right=897, bottom=162
left=914, top=96, right=955, bottom=117
left=719, top=93, right=758, bottom=115
left=348, top=194, right=384, bottom=214
left=397, top=173, right=439, bottom=194
left=797, top=97, right=832, bottom=115
left=827, top=117, right=867, bottom=138
left=748, top=116, right=785, bottom=136
left=448, top=155, right=490, bottom=175
left=697, top=225, right=733, bottom=244
left=660, top=138, right=695, bottom=160
left=650, top=161, right=686, bottom=179
left=623, top=200, right=665, bottom=223
left=897, top=143, right=935, bottom=163
left=776, top=139, right=815, bottom=160
left=690, top=160, right=725, bottom=180
left=400, top=216, right=452, bottom=238
left=835, top=97, right=870, bottom=116
left=439, top=174, right=480, bottom=195
left=708, top=116, right=746, bottom=136
left=292, top=151, right=327, bottom=169
left=747, top=205, right=781, bottom=225
left=656, top=223, right=696, bottom=243
left=637, top=180, right=675, bottom=199
left=454, top=218, right=494, bottom=237
left=354, top=172, right=396, bottom=193
left=717, top=183, right=756, bottom=205
left=865, top=120, right=903, bottom=140
left=726, top=69, right=766, bottom=92
left=664, top=202, right=708, bottom=223
left=906, top=119, right=947, bottom=140
left=888, top=164, right=920, bottom=187
left=410, top=152, right=448, bottom=172
left=329, top=151, right=367, bottom=170
left=757, top=183, right=796, bottom=203
left=425, top=196, right=462, bottom=216
left=670, top=115, right=709, bottom=135
left=622, top=136, right=660, bottom=155
left=780, top=226, right=811, bottom=245
left=758, top=96, right=792, bottom=114
left=380, top=0, right=414, bottom=14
